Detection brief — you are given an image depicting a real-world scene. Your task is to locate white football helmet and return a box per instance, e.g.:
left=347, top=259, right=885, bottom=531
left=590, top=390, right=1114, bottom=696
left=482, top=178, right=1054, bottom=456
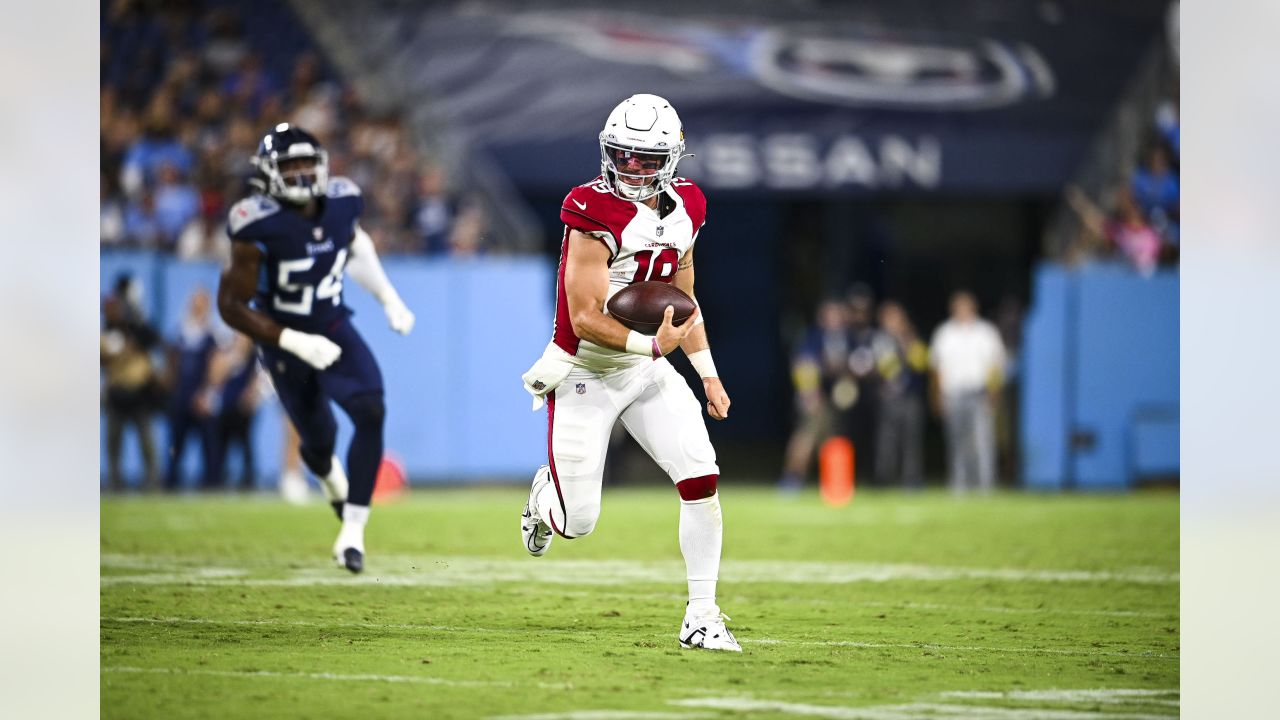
left=598, top=94, right=686, bottom=202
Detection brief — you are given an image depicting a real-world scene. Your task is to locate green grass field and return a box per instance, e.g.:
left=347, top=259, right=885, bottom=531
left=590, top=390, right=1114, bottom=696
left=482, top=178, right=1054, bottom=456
left=101, top=487, right=1178, bottom=719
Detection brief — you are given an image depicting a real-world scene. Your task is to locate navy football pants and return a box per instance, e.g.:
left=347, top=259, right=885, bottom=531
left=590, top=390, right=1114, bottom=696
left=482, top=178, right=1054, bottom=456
left=259, top=320, right=385, bottom=506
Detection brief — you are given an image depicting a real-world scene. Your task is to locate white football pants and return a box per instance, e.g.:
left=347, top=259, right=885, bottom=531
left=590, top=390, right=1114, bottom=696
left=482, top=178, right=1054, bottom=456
left=544, top=358, right=719, bottom=537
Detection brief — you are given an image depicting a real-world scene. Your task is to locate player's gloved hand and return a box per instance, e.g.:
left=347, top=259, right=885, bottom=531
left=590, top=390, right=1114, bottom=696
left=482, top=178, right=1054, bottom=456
left=384, top=296, right=415, bottom=335
left=279, top=328, right=343, bottom=370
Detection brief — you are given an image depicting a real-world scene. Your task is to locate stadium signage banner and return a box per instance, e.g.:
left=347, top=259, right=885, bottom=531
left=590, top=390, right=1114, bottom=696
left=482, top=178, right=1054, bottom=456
left=368, top=5, right=1167, bottom=194
left=682, top=133, right=941, bottom=191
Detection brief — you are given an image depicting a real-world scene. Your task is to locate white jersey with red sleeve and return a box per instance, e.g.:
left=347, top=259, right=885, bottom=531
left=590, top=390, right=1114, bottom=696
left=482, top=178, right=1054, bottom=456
left=551, top=175, right=708, bottom=373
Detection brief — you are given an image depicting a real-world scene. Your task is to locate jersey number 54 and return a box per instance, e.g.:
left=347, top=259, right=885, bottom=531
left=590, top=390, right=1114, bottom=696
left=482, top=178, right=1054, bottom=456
left=273, top=249, right=348, bottom=315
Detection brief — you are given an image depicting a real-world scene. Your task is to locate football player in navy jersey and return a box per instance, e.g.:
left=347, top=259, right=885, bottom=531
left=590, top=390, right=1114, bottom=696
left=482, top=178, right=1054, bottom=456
left=217, top=124, right=415, bottom=573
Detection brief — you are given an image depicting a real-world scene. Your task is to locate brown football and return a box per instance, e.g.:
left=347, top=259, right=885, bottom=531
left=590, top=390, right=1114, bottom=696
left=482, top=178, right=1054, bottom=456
left=606, top=281, right=696, bottom=334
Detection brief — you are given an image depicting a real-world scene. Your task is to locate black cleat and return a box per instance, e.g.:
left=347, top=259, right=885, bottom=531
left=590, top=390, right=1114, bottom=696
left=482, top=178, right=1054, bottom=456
left=331, top=501, right=344, bottom=521
left=341, top=547, right=363, bottom=574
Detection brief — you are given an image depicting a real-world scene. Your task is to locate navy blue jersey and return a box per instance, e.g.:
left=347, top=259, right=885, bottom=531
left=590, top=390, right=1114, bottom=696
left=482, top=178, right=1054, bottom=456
left=227, top=176, right=364, bottom=333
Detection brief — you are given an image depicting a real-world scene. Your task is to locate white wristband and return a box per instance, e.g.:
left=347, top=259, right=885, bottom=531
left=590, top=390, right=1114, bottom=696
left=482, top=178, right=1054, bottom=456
left=692, top=299, right=705, bottom=326
left=687, top=349, right=718, bottom=378
left=626, top=330, right=657, bottom=358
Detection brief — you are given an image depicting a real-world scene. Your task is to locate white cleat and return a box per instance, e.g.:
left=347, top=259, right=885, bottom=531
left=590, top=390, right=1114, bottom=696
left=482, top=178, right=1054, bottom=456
left=679, top=610, right=742, bottom=652
left=521, top=465, right=554, bottom=557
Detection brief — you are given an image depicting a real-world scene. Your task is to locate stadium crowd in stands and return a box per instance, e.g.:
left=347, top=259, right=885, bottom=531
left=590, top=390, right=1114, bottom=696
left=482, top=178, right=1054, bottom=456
left=1066, top=20, right=1179, bottom=276
left=101, top=0, right=486, bottom=259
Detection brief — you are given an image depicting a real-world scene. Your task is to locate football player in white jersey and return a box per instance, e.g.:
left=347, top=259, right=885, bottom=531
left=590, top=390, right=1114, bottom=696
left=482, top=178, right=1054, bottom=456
left=519, top=94, right=740, bottom=651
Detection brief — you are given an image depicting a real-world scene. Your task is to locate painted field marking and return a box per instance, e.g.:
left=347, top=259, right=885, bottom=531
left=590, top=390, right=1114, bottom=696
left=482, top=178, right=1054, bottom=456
left=670, top=697, right=1178, bottom=720
left=103, top=665, right=570, bottom=690
left=103, top=616, right=1176, bottom=661
left=549, top=590, right=1172, bottom=620
left=864, top=601, right=1170, bottom=619
left=104, top=660, right=1178, bottom=719
left=488, top=707, right=716, bottom=712
left=743, top=637, right=1177, bottom=660
left=100, top=554, right=1178, bottom=587
left=104, top=615, right=573, bottom=636
left=942, top=689, right=1180, bottom=706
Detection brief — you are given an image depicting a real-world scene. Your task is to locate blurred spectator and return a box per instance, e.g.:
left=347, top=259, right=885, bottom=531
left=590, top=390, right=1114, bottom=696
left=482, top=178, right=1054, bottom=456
left=100, top=3, right=493, bottom=258
left=223, top=52, right=277, bottom=117
left=123, top=191, right=163, bottom=248
left=101, top=275, right=162, bottom=491
left=413, top=165, right=456, bottom=254
left=1129, top=139, right=1179, bottom=243
left=202, top=8, right=248, bottom=76
left=206, top=334, right=264, bottom=491
left=447, top=200, right=489, bottom=257
left=163, top=287, right=222, bottom=491
left=844, top=285, right=880, bottom=481
left=120, top=103, right=193, bottom=199
left=101, top=171, right=127, bottom=246
left=779, top=298, right=853, bottom=491
left=153, top=162, right=200, bottom=243
left=872, top=301, right=928, bottom=489
left=1066, top=185, right=1166, bottom=277
left=929, top=291, right=1006, bottom=493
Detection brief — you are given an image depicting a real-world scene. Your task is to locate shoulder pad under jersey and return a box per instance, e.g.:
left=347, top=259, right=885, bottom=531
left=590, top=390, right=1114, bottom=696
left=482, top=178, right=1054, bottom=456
left=561, top=177, right=637, bottom=237
left=326, top=175, right=362, bottom=199
left=227, top=195, right=282, bottom=238
left=670, top=177, right=707, bottom=230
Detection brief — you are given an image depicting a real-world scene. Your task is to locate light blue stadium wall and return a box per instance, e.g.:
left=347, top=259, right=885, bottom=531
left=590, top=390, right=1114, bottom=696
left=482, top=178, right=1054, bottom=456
left=101, top=254, right=555, bottom=488
left=1020, top=266, right=1072, bottom=489
left=1019, top=262, right=1179, bottom=489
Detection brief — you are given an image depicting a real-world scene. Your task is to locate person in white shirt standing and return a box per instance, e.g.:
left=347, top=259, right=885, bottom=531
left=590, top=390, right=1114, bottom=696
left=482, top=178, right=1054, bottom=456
left=928, top=291, right=1007, bottom=493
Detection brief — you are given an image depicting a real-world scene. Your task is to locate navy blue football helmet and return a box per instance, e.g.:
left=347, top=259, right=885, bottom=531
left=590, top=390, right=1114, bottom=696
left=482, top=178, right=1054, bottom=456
left=250, top=123, right=329, bottom=204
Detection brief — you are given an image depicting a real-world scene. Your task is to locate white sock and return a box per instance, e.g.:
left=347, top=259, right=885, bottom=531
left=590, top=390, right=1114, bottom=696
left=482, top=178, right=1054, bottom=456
left=680, top=493, right=722, bottom=618
left=342, top=502, right=370, bottom=526
left=337, top=503, right=369, bottom=552
left=320, top=455, right=349, bottom=502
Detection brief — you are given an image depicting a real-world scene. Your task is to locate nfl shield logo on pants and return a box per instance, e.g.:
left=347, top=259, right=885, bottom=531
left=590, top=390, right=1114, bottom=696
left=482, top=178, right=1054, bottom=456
left=575, top=383, right=586, bottom=395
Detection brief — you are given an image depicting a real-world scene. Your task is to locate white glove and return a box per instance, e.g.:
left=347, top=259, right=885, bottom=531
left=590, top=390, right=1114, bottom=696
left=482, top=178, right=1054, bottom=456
left=521, top=343, right=576, bottom=411
left=384, top=296, right=415, bottom=335
left=279, top=328, right=342, bottom=370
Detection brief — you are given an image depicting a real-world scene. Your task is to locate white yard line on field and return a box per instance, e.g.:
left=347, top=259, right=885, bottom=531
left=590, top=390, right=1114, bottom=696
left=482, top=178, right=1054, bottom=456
left=100, top=554, right=1178, bottom=587
left=850, top=600, right=1172, bottom=619
left=547, top=590, right=1172, bottom=620
left=488, top=707, right=716, bottom=712
left=103, top=616, right=1176, bottom=661
left=670, top=698, right=1178, bottom=720
left=104, top=660, right=1178, bottom=719
left=103, top=665, right=570, bottom=690
left=941, top=689, right=1180, bottom=706
left=104, top=661, right=570, bottom=691
left=743, top=637, right=1177, bottom=660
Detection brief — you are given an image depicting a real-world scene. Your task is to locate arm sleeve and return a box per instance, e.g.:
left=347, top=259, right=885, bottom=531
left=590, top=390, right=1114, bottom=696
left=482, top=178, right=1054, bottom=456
left=345, top=225, right=401, bottom=306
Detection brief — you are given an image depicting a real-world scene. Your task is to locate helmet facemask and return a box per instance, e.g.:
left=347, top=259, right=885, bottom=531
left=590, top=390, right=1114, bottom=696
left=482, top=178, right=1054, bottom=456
left=599, top=139, right=682, bottom=202
left=254, top=145, right=330, bottom=205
